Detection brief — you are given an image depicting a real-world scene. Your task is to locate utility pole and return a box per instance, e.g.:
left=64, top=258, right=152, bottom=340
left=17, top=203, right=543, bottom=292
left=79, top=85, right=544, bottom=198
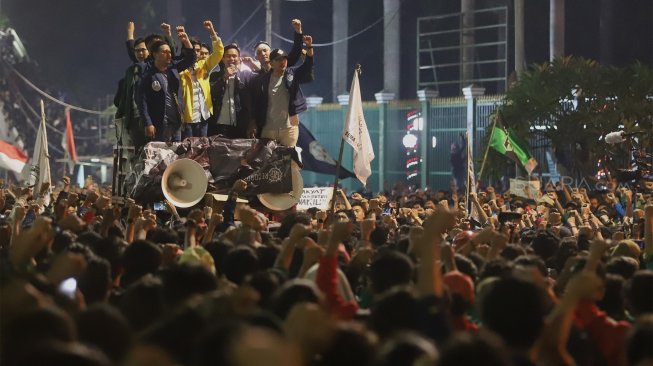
left=265, top=0, right=272, bottom=45
left=461, top=0, right=475, bottom=88
left=383, top=0, right=400, bottom=95
left=549, top=0, right=565, bottom=61
left=332, top=0, right=348, bottom=101
left=514, top=0, right=525, bottom=75
left=220, top=0, right=233, bottom=39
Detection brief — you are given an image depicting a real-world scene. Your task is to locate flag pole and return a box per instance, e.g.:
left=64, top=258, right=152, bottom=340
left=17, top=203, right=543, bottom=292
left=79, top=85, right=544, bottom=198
left=478, top=112, right=498, bottom=181
left=330, top=64, right=361, bottom=213
left=37, top=99, right=46, bottom=188
left=466, top=131, right=472, bottom=215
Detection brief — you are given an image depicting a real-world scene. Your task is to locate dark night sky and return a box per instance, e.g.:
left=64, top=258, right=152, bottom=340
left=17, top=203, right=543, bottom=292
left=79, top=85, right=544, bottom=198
left=3, top=0, right=651, bottom=106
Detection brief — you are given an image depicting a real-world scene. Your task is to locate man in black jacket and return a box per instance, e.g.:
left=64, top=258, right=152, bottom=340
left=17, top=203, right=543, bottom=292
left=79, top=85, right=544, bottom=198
left=248, top=35, right=314, bottom=147
left=209, top=43, right=255, bottom=138
left=136, top=30, right=196, bottom=142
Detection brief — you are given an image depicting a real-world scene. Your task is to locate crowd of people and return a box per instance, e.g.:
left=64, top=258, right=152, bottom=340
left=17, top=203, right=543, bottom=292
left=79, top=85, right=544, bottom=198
left=0, top=170, right=652, bottom=366
left=1, top=14, right=652, bottom=366
left=0, top=72, right=114, bottom=162
left=115, top=18, right=313, bottom=152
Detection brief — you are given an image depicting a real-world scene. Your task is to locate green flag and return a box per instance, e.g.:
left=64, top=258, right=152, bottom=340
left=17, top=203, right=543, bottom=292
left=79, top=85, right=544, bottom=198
left=489, top=127, right=538, bottom=175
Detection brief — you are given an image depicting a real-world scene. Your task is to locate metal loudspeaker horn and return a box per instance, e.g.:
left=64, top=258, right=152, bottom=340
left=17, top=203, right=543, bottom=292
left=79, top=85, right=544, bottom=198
left=161, top=159, right=208, bottom=208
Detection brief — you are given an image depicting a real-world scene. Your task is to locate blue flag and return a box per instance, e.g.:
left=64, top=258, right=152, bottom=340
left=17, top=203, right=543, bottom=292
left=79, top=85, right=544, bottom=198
left=297, top=122, right=355, bottom=179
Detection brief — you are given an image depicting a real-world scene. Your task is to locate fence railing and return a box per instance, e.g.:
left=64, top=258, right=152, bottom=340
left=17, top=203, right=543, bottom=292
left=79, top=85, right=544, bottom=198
left=300, top=94, right=507, bottom=193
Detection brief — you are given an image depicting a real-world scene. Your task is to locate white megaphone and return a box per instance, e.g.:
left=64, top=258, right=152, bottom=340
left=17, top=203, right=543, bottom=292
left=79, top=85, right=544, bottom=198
left=161, top=159, right=208, bottom=208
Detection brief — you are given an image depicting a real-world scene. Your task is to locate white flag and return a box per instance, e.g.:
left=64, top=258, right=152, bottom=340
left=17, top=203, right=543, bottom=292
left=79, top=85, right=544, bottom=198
left=342, top=71, right=374, bottom=185
left=76, top=163, right=85, bottom=188
left=25, top=100, right=52, bottom=206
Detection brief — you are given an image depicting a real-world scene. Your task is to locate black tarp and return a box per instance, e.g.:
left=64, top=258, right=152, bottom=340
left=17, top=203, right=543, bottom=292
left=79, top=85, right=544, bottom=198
left=125, top=137, right=299, bottom=203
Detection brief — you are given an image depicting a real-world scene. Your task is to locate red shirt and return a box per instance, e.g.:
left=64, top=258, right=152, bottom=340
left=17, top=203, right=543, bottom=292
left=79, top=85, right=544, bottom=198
left=316, top=255, right=358, bottom=320
left=574, top=301, right=630, bottom=366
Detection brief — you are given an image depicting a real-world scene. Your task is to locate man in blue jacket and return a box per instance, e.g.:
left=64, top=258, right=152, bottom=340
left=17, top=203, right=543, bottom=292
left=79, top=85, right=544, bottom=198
left=136, top=30, right=196, bottom=142
left=248, top=35, right=314, bottom=147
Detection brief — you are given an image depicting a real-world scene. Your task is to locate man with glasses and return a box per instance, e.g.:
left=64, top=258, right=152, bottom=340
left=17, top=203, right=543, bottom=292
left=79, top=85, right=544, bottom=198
left=133, top=39, right=149, bottom=63
left=114, top=21, right=159, bottom=153
left=137, top=30, right=196, bottom=142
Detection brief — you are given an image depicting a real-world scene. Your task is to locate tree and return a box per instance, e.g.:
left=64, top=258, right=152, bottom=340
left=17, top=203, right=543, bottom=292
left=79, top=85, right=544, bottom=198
left=485, top=56, right=653, bottom=181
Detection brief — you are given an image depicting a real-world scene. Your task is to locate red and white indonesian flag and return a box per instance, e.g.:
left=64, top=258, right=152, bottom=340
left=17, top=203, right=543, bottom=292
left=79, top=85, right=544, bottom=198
left=0, top=140, right=28, bottom=173
left=61, top=108, right=77, bottom=174
left=342, top=71, right=374, bottom=186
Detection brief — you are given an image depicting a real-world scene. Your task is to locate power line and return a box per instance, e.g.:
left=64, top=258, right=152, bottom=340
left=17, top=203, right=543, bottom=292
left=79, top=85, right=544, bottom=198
left=227, top=1, right=265, bottom=44
left=4, top=61, right=106, bottom=115
left=14, top=92, right=65, bottom=155
left=272, top=15, right=384, bottom=47
left=16, top=90, right=102, bottom=141
left=16, top=91, right=64, bottom=135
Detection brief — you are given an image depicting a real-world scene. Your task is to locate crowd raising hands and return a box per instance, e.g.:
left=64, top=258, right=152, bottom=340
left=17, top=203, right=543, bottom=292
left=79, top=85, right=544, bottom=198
left=1, top=172, right=652, bottom=366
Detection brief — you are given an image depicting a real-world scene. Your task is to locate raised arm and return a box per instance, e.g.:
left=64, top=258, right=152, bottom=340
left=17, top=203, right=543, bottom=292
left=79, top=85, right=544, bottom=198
left=172, top=29, right=197, bottom=72
left=470, top=192, right=491, bottom=227
left=623, top=188, right=634, bottom=220
left=274, top=223, right=310, bottom=271
left=418, top=207, right=457, bottom=297
left=126, top=21, right=138, bottom=63
left=287, top=19, right=304, bottom=67
left=317, top=221, right=358, bottom=320
left=645, top=205, right=653, bottom=262
left=201, top=20, right=224, bottom=72
left=294, top=35, right=314, bottom=84
left=161, top=23, right=178, bottom=55
left=537, top=240, right=607, bottom=366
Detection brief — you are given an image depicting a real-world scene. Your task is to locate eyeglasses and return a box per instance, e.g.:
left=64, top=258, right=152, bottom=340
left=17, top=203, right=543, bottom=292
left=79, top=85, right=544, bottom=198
left=135, top=48, right=148, bottom=53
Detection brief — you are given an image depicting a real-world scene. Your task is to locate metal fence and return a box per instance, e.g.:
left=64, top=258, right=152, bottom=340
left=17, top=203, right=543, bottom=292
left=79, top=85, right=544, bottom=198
left=418, top=7, right=509, bottom=97
left=300, top=94, right=506, bottom=193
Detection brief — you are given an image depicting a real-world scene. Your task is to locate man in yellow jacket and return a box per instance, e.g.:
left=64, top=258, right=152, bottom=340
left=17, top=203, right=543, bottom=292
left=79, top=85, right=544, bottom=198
left=178, top=21, right=224, bottom=138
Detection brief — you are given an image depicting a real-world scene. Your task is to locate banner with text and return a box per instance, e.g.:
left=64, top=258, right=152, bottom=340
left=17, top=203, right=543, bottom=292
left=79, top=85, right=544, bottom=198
left=297, top=187, right=334, bottom=211
left=509, top=178, right=542, bottom=199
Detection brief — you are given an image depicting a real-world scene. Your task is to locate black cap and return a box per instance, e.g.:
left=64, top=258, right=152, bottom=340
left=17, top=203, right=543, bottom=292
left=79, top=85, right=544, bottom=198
left=269, top=48, right=287, bottom=61
left=253, top=40, right=270, bottom=52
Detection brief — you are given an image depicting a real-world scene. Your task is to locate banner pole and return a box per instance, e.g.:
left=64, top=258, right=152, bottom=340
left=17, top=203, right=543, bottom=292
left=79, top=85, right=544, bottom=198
left=330, top=134, right=346, bottom=213
left=466, top=131, right=472, bottom=215
left=478, top=113, right=498, bottom=181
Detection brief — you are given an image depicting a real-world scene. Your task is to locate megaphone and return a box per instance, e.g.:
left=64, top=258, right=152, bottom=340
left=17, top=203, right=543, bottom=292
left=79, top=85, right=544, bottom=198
left=258, top=161, right=303, bottom=211
left=161, top=159, right=208, bottom=208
